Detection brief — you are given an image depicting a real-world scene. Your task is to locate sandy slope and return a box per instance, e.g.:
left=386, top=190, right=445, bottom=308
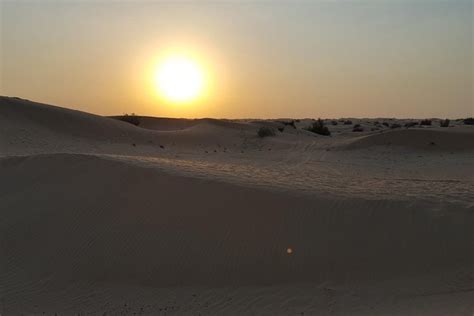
left=343, top=127, right=474, bottom=152
left=1, top=96, right=473, bottom=315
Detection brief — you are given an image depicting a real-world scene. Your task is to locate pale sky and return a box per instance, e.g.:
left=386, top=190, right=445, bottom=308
left=1, top=0, right=472, bottom=118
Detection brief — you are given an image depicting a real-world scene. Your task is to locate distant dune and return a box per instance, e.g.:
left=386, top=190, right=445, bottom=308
left=343, top=127, right=474, bottom=151
left=1, top=96, right=473, bottom=315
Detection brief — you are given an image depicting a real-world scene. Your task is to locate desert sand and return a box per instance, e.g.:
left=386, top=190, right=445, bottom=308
left=1, top=96, right=473, bottom=315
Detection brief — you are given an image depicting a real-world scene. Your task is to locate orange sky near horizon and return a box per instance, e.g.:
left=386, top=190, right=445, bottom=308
left=1, top=1, right=472, bottom=119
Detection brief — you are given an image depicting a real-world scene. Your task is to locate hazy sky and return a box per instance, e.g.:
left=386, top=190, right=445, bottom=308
left=1, top=0, right=472, bottom=118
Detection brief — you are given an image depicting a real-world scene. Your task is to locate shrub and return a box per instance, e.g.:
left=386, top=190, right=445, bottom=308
left=440, top=119, right=450, bottom=127
left=420, top=119, right=432, bottom=126
left=258, top=126, right=276, bottom=137
left=277, top=127, right=284, bottom=132
left=463, top=118, right=474, bottom=125
left=118, top=113, right=140, bottom=126
left=331, top=120, right=338, bottom=125
left=391, top=123, right=402, bottom=129
left=404, top=122, right=418, bottom=128
left=306, top=118, right=331, bottom=136
left=280, top=120, right=296, bottom=129
left=382, top=122, right=389, bottom=127
left=343, top=120, right=353, bottom=125
left=352, top=124, right=364, bottom=132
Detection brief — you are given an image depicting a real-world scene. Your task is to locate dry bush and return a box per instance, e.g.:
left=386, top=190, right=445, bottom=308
left=280, top=120, right=296, bottom=129
left=306, top=119, right=331, bottom=136
left=404, top=122, right=418, bottom=128
left=420, top=119, right=432, bottom=126
left=117, top=113, right=140, bottom=126
left=463, top=118, right=474, bottom=125
left=258, top=126, right=276, bottom=137
left=440, top=119, right=450, bottom=127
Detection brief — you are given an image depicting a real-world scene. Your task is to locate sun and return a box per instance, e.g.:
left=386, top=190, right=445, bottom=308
left=154, top=56, right=205, bottom=103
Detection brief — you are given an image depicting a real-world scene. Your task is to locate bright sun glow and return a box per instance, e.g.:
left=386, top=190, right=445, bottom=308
left=155, top=56, right=205, bottom=103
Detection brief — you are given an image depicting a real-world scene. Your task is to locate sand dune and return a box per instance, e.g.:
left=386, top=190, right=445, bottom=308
left=0, top=97, right=152, bottom=140
left=129, top=116, right=253, bottom=132
left=1, top=97, right=473, bottom=315
left=343, top=127, right=474, bottom=151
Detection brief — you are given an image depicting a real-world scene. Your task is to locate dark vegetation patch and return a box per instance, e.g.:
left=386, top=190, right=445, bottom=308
left=306, top=118, right=331, bottom=136
left=116, top=113, right=140, bottom=126
left=343, top=120, right=352, bottom=125
left=352, top=124, right=364, bottom=132
left=258, top=126, right=276, bottom=138
left=279, top=120, right=296, bottom=129
left=463, top=118, right=474, bottom=125
left=440, top=119, right=450, bottom=127
left=404, top=122, right=418, bottom=128
left=390, top=123, right=402, bottom=129
left=420, top=119, right=432, bottom=126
